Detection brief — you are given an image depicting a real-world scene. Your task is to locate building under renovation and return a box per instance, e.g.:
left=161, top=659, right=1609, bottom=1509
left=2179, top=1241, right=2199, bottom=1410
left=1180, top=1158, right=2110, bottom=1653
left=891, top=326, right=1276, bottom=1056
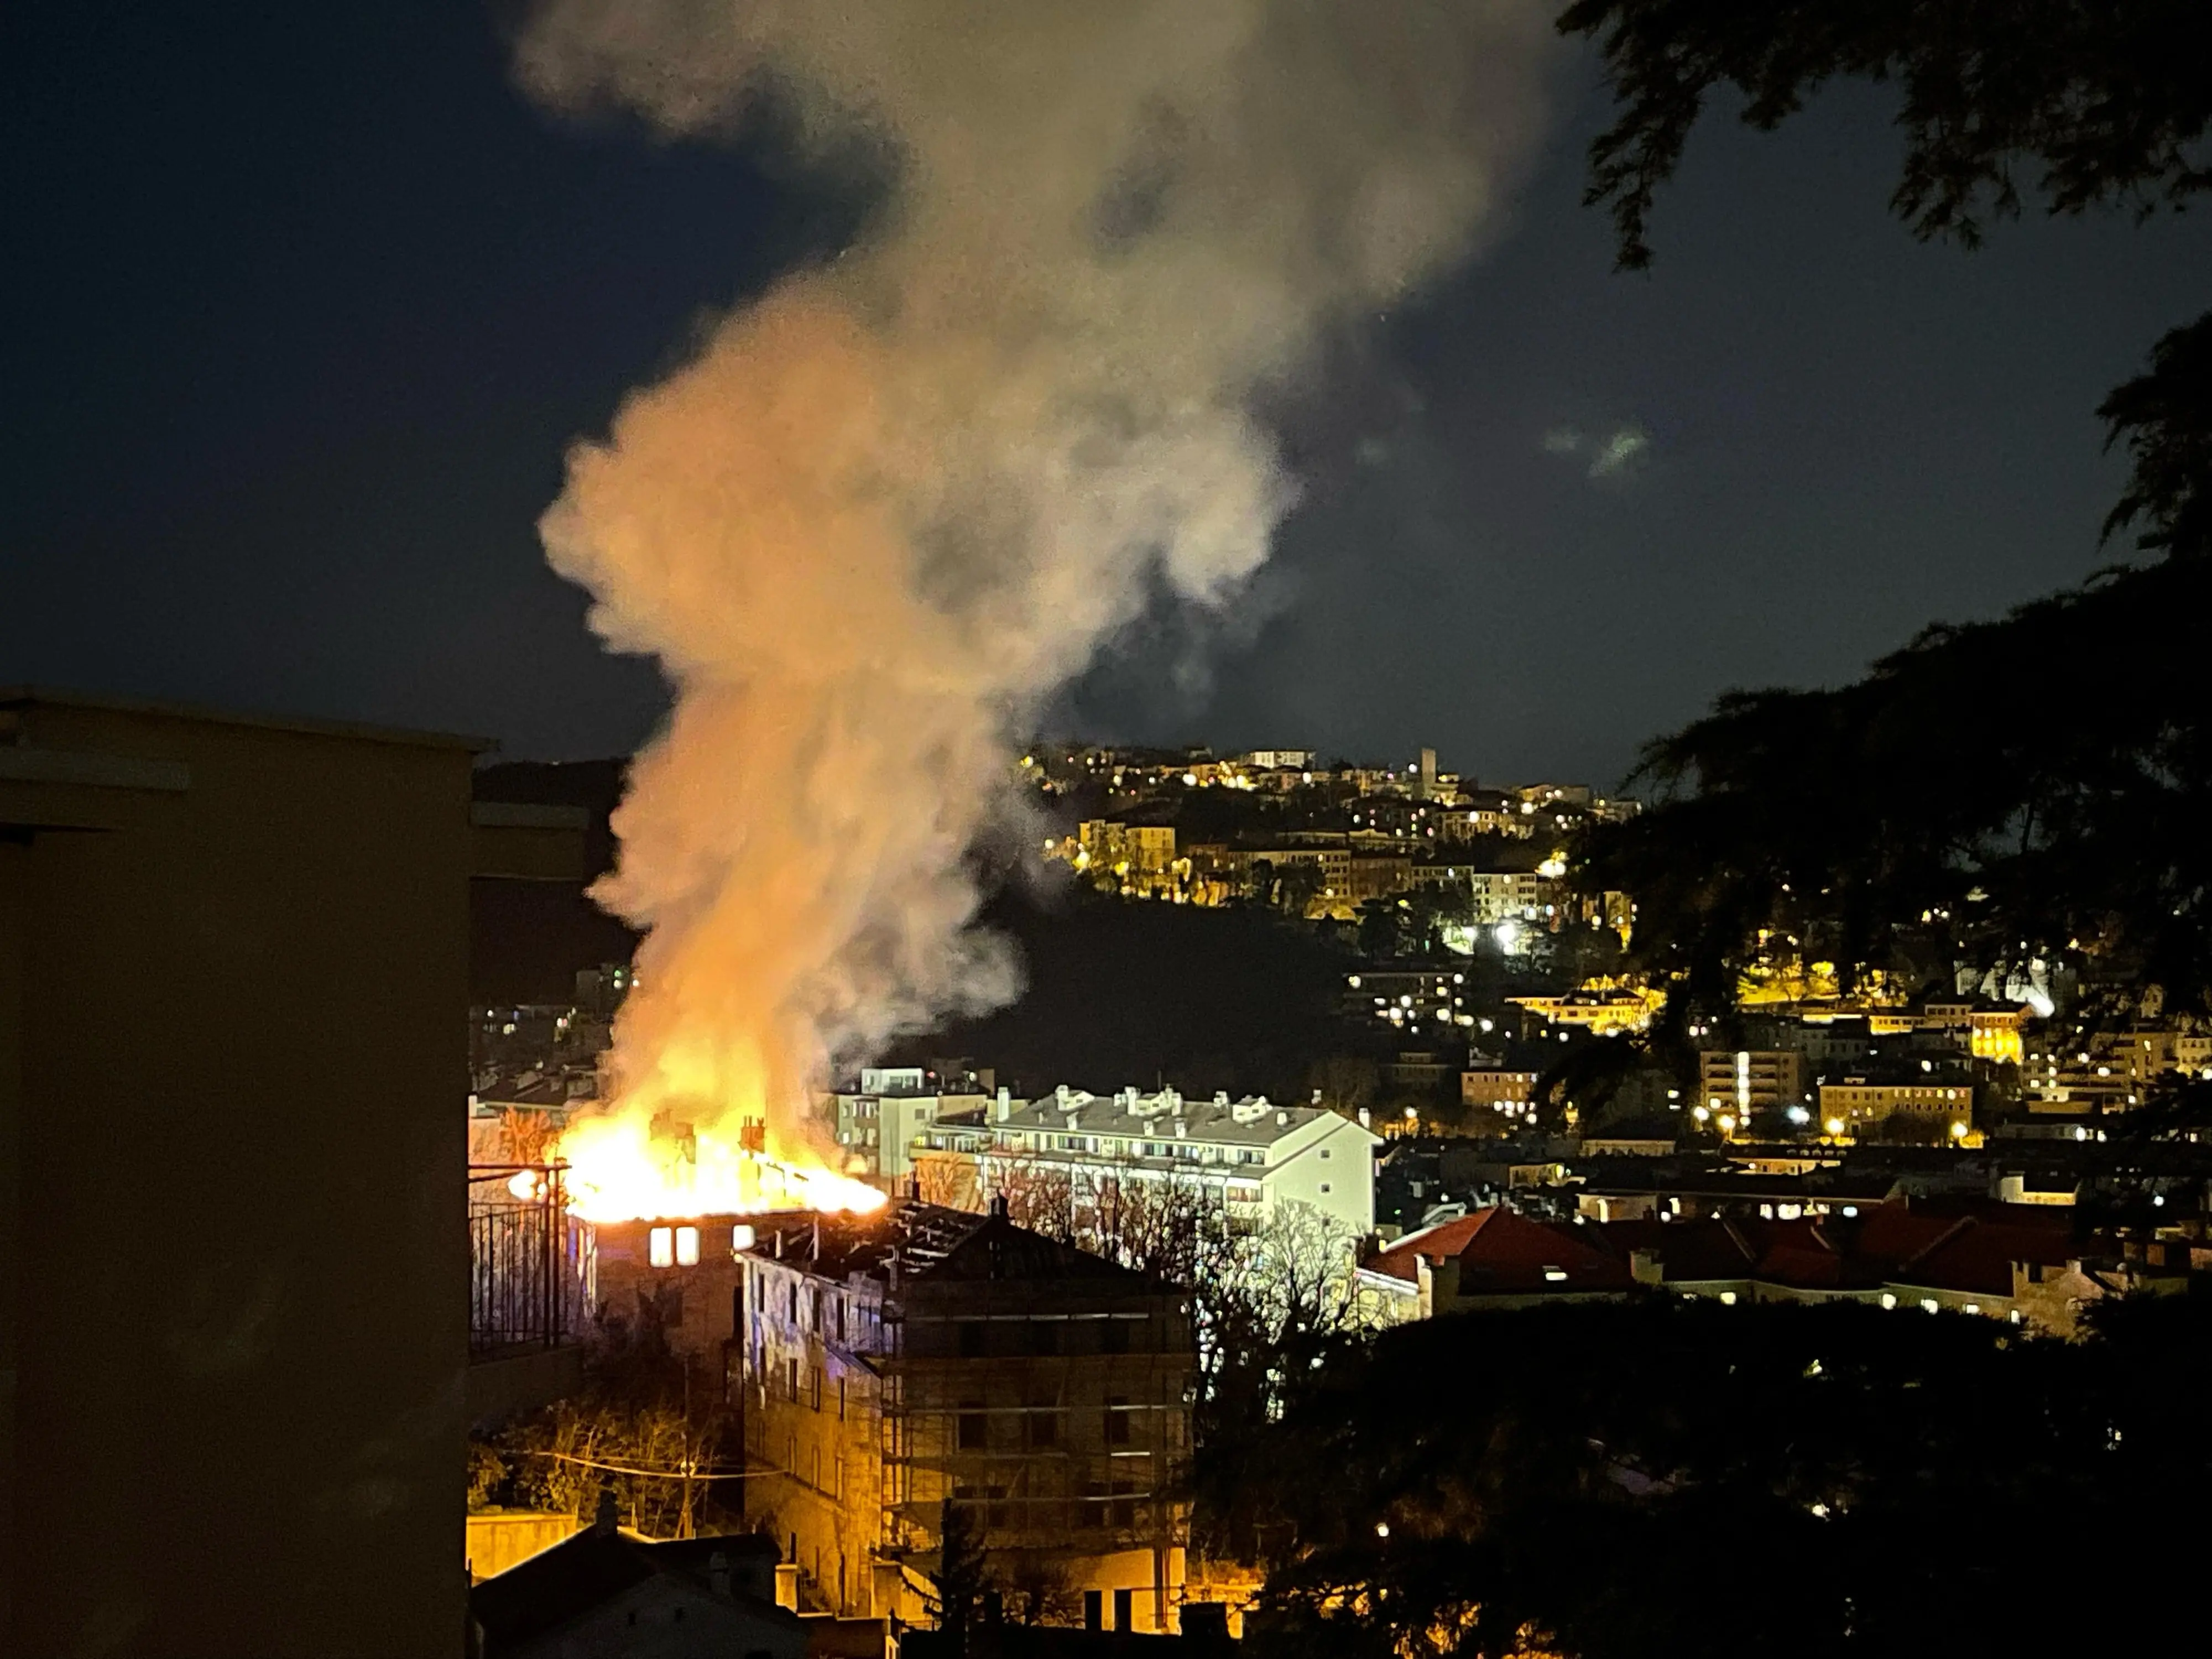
left=735, top=1202, right=1194, bottom=1632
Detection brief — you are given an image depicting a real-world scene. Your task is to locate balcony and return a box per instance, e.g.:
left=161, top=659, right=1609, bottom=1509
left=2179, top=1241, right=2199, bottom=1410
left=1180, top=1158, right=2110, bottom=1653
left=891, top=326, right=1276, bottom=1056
left=467, top=1162, right=592, bottom=1421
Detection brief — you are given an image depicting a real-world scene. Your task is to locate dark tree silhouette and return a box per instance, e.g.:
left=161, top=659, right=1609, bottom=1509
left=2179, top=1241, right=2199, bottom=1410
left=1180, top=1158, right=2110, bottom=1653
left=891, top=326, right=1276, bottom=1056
left=1556, top=1, right=2212, bottom=1068
left=1559, top=0, right=2212, bottom=268
left=1242, top=1296, right=2212, bottom=1659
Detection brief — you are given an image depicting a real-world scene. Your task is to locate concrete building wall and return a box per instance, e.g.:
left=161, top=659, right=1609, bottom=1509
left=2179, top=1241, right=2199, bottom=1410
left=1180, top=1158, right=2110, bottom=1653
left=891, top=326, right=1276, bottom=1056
left=2, top=691, right=479, bottom=1658
left=1260, top=1115, right=1376, bottom=1234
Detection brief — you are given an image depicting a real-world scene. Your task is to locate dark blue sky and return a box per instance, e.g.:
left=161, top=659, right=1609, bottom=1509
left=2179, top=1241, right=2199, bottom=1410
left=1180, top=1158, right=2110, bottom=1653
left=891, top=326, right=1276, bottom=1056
left=9, top=4, right=2206, bottom=787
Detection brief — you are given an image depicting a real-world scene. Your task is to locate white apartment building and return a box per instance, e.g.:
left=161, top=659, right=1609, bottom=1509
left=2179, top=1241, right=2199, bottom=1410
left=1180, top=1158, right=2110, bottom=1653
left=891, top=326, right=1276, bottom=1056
left=915, top=1086, right=1380, bottom=1237
left=831, top=1066, right=987, bottom=1182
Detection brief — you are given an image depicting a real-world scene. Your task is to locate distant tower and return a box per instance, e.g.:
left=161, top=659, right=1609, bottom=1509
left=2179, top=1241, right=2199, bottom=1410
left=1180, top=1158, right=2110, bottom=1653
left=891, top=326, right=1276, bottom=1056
left=1417, top=747, right=1438, bottom=801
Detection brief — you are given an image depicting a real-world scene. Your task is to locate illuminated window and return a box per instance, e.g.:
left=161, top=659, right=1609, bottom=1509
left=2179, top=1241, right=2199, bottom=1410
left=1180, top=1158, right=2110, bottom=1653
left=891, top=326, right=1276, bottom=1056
left=676, top=1226, right=700, bottom=1266
left=649, top=1227, right=674, bottom=1268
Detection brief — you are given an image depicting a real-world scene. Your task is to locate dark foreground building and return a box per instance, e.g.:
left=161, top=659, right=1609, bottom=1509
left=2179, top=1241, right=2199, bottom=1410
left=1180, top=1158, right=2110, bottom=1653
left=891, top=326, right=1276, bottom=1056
left=1, top=689, right=578, bottom=1657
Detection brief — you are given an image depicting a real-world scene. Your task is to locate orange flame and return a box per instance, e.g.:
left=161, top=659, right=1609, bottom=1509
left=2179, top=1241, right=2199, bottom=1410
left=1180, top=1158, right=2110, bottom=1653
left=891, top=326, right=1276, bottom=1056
left=556, top=1102, right=885, bottom=1224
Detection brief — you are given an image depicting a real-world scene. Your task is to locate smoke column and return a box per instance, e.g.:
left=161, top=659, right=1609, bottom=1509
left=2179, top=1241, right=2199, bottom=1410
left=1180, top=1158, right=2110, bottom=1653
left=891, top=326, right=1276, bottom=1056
left=514, top=1, right=1556, bottom=1199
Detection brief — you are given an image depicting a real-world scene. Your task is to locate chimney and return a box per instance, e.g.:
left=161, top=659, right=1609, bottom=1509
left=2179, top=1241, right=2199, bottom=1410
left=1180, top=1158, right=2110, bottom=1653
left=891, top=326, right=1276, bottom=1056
left=1358, top=1107, right=1371, bottom=1130
left=774, top=1562, right=800, bottom=1612
left=989, top=1192, right=1010, bottom=1221
left=591, top=1487, right=620, bottom=1537
left=708, top=1551, right=731, bottom=1599
left=996, top=1085, right=1012, bottom=1121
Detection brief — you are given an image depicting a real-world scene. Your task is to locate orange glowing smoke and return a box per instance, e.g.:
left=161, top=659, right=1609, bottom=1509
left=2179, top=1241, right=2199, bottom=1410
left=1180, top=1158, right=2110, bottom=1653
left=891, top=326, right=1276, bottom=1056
left=511, top=2, right=1557, bottom=1209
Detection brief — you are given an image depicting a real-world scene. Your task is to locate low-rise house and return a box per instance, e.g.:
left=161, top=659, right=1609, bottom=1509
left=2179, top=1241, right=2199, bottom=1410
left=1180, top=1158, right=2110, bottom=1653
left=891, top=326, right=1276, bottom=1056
left=468, top=1506, right=804, bottom=1659
left=1577, top=1120, right=1679, bottom=1159
left=1587, top=1200, right=2119, bottom=1333
left=1356, top=1207, right=1633, bottom=1323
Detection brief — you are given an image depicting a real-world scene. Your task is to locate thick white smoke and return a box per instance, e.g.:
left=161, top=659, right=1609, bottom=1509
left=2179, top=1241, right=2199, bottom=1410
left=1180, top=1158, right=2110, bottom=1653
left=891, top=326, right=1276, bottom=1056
left=515, top=1, right=1557, bottom=1175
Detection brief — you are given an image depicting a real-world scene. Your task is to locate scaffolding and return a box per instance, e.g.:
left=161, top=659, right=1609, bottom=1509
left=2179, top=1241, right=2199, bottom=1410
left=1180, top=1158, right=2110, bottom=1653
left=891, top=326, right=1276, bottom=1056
left=875, top=1260, right=1192, bottom=1575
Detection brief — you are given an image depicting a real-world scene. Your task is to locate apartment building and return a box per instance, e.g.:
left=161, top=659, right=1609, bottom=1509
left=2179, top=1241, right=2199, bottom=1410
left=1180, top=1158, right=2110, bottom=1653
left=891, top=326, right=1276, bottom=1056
left=831, top=1066, right=989, bottom=1181
left=737, top=1203, right=1194, bottom=1631
left=1818, top=1077, right=1975, bottom=1139
left=1697, top=1050, right=1811, bottom=1131
left=1, top=688, right=583, bottom=1656
left=912, top=1087, right=1380, bottom=1237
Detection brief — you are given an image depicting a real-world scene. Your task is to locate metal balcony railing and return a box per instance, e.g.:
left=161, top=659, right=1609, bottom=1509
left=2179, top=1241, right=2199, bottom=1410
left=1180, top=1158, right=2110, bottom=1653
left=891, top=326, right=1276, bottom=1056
left=468, top=1163, right=593, bottom=1358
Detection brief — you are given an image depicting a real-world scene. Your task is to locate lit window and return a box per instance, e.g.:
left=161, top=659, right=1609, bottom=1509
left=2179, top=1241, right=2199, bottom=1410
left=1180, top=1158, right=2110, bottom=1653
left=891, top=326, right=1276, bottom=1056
left=649, top=1227, right=674, bottom=1268
left=733, top=1224, right=755, bottom=1251
left=676, top=1225, right=701, bottom=1266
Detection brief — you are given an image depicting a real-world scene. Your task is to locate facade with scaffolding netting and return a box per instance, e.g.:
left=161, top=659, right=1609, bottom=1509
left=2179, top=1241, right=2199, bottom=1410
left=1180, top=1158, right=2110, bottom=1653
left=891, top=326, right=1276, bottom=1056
left=737, top=1202, right=1192, bottom=1631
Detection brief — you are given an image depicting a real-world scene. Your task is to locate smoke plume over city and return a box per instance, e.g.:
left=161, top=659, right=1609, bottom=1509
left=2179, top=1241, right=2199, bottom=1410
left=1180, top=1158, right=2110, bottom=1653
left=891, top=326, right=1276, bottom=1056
left=513, top=0, right=1556, bottom=1172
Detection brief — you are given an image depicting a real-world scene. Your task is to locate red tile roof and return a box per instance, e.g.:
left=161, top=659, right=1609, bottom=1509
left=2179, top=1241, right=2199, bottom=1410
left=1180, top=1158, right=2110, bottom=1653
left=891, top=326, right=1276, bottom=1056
left=1588, top=1201, right=2080, bottom=1300
left=1366, top=1207, right=1632, bottom=1294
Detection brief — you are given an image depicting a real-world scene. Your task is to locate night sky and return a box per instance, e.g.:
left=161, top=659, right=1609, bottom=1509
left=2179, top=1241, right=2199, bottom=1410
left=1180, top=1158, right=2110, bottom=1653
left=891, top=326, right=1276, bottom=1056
left=11, top=4, right=2208, bottom=787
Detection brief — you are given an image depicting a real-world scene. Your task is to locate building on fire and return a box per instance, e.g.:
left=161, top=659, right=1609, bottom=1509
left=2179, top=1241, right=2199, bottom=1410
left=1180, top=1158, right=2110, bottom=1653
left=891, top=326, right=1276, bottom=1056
left=734, top=1201, right=1196, bottom=1632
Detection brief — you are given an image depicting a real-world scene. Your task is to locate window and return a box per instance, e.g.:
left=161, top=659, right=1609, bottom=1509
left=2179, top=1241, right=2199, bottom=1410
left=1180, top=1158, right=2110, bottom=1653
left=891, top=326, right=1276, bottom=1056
left=1102, top=1318, right=1129, bottom=1355
left=957, top=1402, right=988, bottom=1449
left=1114, top=1588, right=1134, bottom=1632
left=787, top=1357, right=800, bottom=1400
left=811, top=1366, right=823, bottom=1411
left=1106, top=1396, right=1131, bottom=1446
left=1029, top=1321, right=1059, bottom=1356
left=838, top=1377, right=847, bottom=1421
left=958, top=1322, right=986, bottom=1357
left=648, top=1227, right=674, bottom=1268
left=675, top=1225, right=700, bottom=1267
left=1029, top=1408, right=1058, bottom=1448
left=1319, top=1182, right=1332, bottom=1194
